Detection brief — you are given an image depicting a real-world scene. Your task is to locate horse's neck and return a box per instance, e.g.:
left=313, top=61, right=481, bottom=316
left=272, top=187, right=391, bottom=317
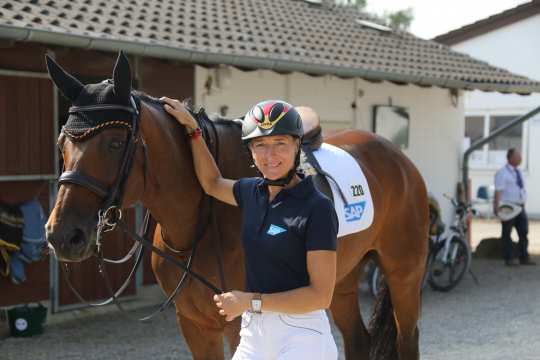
left=209, top=117, right=257, bottom=180
left=138, top=103, right=254, bottom=250
left=139, top=102, right=205, bottom=249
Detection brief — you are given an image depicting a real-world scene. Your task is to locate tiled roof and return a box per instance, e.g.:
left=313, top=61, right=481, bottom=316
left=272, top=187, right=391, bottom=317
left=1, top=0, right=540, bottom=94
left=434, top=0, right=540, bottom=46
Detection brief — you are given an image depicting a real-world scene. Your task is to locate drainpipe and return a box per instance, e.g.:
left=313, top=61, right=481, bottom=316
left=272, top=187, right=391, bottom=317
left=462, top=105, right=540, bottom=200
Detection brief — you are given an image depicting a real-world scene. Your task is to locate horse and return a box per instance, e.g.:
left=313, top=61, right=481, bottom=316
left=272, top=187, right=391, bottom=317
left=45, top=52, right=428, bottom=360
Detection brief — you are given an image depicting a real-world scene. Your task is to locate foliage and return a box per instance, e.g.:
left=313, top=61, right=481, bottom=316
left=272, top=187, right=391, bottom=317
left=336, top=1, right=414, bottom=31
left=383, top=8, right=414, bottom=31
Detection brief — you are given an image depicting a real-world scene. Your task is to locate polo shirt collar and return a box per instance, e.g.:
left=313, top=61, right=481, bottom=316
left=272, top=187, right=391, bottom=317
left=257, top=174, right=315, bottom=199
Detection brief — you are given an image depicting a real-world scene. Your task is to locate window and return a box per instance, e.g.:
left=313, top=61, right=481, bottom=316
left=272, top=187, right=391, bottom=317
left=465, top=116, right=484, bottom=144
left=373, top=105, right=410, bottom=150
left=464, top=114, right=526, bottom=168
left=488, top=115, right=522, bottom=150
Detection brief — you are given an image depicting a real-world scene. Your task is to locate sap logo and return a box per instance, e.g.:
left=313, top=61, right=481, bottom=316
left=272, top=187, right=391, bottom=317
left=344, top=201, right=366, bottom=222
left=267, top=224, right=287, bottom=236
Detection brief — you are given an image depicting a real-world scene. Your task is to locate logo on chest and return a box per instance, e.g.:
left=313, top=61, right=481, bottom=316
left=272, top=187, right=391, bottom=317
left=344, top=201, right=366, bottom=222
left=267, top=224, right=287, bottom=236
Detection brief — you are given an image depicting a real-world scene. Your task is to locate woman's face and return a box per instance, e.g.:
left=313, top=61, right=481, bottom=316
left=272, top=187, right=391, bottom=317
left=249, top=135, right=299, bottom=180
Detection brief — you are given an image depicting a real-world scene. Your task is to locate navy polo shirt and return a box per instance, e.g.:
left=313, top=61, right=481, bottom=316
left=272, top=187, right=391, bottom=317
left=233, top=175, right=338, bottom=294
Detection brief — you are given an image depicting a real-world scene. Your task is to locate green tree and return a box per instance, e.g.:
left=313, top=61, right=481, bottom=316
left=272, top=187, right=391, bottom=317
left=383, top=8, right=414, bottom=31
left=336, top=1, right=414, bottom=31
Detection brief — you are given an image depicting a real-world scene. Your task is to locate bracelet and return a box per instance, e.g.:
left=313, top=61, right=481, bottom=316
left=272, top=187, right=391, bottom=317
left=187, top=127, right=202, bottom=140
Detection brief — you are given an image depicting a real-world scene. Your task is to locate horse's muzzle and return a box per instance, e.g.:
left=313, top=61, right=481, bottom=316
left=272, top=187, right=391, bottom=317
left=46, top=223, right=97, bottom=262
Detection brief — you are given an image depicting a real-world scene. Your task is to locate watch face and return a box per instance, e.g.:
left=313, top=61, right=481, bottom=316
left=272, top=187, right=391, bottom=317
left=252, top=299, right=262, bottom=312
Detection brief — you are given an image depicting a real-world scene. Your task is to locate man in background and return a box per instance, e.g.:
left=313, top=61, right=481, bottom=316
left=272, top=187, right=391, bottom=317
left=494, top=148, right=535, bottom=266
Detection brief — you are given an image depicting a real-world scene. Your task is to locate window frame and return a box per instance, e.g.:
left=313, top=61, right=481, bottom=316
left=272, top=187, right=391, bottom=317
left=465, top=111, right=528, bottom=171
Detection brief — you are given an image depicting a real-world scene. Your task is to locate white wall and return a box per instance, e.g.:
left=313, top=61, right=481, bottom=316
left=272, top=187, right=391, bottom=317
left=451, top=13, right=540, bottom=217
left=195, top=66, right=464, bottom=223
left=453, top=13, right=540, bottom=85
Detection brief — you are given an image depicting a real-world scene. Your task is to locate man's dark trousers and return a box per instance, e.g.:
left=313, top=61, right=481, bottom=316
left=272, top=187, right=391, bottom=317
left=501, top=209, right=529, bottom=262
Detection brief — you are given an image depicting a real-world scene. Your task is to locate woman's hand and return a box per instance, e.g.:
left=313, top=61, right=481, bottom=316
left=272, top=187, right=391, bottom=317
left=213, top=291, right=251, bottom=321
left=160, top=96, right=199, bottom=131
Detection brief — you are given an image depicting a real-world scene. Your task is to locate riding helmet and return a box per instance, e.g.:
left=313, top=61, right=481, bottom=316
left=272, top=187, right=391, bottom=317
left=241, top=100, right=303, bottom=142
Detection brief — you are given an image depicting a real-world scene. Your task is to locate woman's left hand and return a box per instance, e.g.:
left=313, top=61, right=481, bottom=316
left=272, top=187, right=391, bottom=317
left=213, top=291, right=251, bottom=321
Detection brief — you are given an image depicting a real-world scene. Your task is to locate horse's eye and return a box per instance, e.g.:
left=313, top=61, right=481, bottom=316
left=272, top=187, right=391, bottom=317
left=109, top=140, right=125, bottom=151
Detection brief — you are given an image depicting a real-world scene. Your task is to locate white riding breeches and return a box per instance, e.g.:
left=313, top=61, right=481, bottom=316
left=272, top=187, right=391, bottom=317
left=232, top=310, right=338, bottom=360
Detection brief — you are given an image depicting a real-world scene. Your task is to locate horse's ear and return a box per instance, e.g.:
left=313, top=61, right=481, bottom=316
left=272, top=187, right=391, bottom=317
left=112, top=51, right=132, bottom=101
left=45, top=55, right=83, bottom=102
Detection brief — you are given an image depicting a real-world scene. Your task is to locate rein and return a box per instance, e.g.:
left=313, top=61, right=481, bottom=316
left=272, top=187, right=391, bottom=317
left=58, top=96, right=224, bottom=320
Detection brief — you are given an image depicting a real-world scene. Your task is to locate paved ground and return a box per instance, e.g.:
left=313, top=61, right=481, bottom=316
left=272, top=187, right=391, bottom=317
left=2, top=220, right=539, bottom=359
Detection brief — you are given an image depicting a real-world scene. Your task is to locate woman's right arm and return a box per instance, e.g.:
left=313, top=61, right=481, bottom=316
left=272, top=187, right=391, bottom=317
left=161, top=97, right=238, bottom=206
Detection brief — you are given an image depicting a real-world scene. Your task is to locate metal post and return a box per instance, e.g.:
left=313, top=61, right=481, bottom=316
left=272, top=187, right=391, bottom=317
left=47, top=49, right=60, bottom=313
left=462, top=105, right=540, bottom=200
left=48, top=180, right=59, bottom=313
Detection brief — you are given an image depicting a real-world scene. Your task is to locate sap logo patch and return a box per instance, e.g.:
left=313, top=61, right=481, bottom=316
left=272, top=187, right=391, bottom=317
left=344, top=201, right=366, bottom=222
left=267, top=224, right=287, bottom=236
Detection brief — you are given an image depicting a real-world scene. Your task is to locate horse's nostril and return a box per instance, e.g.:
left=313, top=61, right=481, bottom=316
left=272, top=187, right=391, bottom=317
left=69, top=228, right=86, bottom=246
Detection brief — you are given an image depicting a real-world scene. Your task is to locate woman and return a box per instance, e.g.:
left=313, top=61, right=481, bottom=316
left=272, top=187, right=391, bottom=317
left=162, top=98, right=338, bottom=359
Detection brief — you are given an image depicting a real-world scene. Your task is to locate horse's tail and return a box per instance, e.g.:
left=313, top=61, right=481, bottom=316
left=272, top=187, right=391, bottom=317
left=368, top=282, right=398, bottom=360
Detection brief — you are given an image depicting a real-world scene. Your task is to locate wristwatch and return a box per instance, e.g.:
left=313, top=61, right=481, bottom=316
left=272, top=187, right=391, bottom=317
left=251, top=293, right=262, bottom=313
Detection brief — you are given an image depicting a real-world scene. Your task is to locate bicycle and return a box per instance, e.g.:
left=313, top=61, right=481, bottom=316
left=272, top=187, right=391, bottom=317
left=427, top=194, right=477, bottom=292
left=366, top=194, right=478, bottom=296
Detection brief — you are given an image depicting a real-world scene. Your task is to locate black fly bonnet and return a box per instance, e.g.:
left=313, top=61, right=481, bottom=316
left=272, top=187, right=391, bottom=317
left=61, top=79, right=136, bottom=141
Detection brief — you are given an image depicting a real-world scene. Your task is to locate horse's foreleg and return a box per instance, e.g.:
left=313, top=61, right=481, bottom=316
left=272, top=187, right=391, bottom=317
left=330, top=266, right=370, bottom=360
left=176, top=311, right=224, bottom=360
left=385, top=271, right=422, bottom=360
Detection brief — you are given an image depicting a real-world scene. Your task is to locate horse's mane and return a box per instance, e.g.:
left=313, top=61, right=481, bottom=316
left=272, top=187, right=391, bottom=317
left=132, top=90, right=241, bottom=128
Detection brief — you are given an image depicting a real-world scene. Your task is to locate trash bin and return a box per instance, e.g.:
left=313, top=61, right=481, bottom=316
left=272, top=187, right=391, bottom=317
left=7, top=303, right=47, bottom=337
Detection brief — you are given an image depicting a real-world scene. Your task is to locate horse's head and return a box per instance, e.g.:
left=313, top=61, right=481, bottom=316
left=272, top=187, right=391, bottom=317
left=45, top=52, right=143, bottom=262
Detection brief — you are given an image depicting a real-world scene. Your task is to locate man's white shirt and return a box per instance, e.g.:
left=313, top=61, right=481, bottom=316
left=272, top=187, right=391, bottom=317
left=494, top=164, right=526, bottom=204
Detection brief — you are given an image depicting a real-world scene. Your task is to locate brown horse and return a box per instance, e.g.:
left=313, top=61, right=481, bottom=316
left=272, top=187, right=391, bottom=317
left=45, top=52, right=428, bottom=360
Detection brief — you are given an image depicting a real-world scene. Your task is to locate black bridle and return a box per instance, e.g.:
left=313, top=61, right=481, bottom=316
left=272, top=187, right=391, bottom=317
left=57, top=96, right=223, bottom=319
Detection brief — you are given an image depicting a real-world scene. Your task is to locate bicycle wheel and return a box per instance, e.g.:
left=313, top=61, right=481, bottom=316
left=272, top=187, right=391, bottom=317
left=428, top=236, right=470, bottom=292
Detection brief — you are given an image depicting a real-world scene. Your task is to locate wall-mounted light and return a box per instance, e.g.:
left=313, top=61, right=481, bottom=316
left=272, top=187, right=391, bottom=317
left=204, top=74, right=213, bottom=95
left=450, top=88, right=459, bottom=107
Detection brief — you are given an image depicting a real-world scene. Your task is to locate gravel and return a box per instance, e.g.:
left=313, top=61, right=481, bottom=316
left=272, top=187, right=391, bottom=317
left=2, top=256, right=539, bottom=360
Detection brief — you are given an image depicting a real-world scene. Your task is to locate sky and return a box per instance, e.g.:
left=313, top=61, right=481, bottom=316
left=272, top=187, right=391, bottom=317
left=361, top=0, right=531, bottom=39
